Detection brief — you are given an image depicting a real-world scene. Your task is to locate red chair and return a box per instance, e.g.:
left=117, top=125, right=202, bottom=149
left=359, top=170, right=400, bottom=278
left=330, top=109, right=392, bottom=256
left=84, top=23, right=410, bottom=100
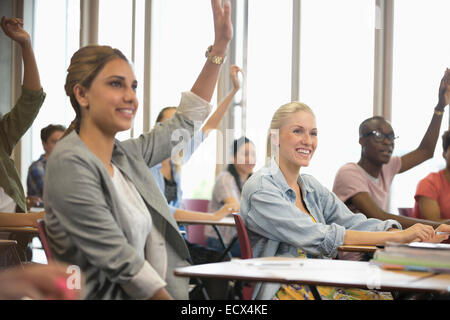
left=232, top=213, right=254, bottom=300
left=36, top=219, right=53, bottom=262
left=182, top=199, right=210, bottom=247
left=398, top=207, right=414, bottom=218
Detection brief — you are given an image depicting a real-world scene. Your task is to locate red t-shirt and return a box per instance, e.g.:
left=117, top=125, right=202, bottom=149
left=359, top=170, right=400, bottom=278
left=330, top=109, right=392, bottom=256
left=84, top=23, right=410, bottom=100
left=414, top=170, right=450, bottom=219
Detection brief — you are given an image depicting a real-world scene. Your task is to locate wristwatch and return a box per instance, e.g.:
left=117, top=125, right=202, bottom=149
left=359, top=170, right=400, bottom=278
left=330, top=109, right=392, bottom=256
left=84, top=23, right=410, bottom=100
left=205, top=45, right=226, bottom=65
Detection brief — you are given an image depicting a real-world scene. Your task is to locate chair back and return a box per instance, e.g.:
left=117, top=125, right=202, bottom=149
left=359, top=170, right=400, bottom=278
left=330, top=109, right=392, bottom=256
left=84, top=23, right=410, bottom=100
left=0, top=240, right=22, bottom=269
left=37, top=219, right=53, bottom=262
left=398, top=207, right=414, bottom=218
left=232, top=213, right=254, bottom=300
left=182, top=199, right=210, bottom=247
left=232, top=213, right=253, bottom=259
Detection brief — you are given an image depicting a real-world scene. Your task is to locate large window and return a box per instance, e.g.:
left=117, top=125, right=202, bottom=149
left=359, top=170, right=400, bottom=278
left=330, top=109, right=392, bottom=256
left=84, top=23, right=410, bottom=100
left=390, top=0, right=450, bottom=212
left=150, top=0, right=216, bottom=199
left=31, top=0, right=80, bottom=164
left=245, top=0, right=293, bottom=172
left=299, top=0, right=376, bottom=190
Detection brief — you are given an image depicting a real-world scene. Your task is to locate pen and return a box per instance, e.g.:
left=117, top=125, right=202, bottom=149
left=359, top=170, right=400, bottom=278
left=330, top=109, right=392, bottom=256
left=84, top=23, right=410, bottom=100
left=436, top=231, right=450, bottom=235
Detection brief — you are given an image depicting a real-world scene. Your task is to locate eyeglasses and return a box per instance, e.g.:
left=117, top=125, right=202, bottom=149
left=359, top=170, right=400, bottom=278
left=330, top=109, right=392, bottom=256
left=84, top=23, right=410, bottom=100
left=361, top=130, right=398, bottom=143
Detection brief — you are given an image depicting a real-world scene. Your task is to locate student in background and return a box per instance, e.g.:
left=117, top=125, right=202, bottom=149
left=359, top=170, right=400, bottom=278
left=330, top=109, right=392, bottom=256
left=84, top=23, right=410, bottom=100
left=27, top=124, right=66, bottom=208
left=150, top=65, right=242, bottom=223
left=149, top=66, right=241, bottom=299
left=206, top=136, right=255, bottom=257
left=413, top=130, right=450, bottom=221
left=0, top=17, right=45, bottom=214
left=44, top=0, right=232, bottom=300
left=332, top=69, right=450, bottom=229
left=240, top=101, right=450, bottom=300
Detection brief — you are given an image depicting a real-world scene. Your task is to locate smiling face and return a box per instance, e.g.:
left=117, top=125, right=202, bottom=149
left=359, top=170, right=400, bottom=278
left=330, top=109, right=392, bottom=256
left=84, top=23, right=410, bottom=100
left=277, top=111, right=317, bottom=169
left=360, top=119, right=395, bottom=165
left=75, top=58, right=138, bottom=137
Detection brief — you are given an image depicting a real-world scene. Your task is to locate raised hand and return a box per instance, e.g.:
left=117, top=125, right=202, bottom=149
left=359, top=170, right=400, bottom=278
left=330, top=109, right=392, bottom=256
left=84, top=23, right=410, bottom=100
left=230, top=65, right=242, bottom=91
left=0, top=16, right=31, bottom=46
left=437, top=68, right=450, bottom=109
left=211, top=0, right=233, bottom=54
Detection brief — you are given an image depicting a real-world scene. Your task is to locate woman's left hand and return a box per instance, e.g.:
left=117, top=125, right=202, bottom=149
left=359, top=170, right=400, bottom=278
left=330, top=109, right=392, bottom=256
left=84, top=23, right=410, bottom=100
left=211, top=0, right=233, bottom=53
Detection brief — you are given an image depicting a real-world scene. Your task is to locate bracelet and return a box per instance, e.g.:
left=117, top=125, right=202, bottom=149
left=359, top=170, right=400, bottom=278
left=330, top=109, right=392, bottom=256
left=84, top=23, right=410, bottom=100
left=434, top=108, right=444, bottom=116
left=205, top=45, right=226, bottom=65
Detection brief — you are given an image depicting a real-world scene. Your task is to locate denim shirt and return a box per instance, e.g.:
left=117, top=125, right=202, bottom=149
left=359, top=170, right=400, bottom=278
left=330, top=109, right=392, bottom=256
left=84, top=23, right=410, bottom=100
left=149, top=130, right=205, bottom=216
left=240, top=160, right=402, bottom=299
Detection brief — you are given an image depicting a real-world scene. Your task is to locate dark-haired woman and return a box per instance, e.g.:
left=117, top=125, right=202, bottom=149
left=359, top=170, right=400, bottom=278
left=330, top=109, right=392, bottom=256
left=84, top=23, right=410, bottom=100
left=206, top=137, right=256, bottom=256
left=44, top=0, right=233, bottom=300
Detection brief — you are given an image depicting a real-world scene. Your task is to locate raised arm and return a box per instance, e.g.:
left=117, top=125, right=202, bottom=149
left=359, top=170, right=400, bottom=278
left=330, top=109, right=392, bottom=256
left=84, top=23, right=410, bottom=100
left=399, top=69, right=450, bottom=173
left=202, top=65, right=242, bottom=134
left=1, top=17, right=41, bottom=91
left=190, top=0, right=233, bottom=102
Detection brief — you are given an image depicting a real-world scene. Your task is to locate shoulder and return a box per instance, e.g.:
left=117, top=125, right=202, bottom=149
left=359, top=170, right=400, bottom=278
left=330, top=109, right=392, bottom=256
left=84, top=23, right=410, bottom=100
left=47, top=132, right=98, bottom=174
left=417, top=171, right=441, bottom=188
left=335, top=162, right=362, bottom=176
left=243, top=166, right=281, bottom=196
left=383, top=156, right=402, bottom=174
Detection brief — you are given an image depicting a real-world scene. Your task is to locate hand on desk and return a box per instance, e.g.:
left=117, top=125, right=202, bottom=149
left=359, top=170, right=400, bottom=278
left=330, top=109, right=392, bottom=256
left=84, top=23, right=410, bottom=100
left=211, top=203, right=239, bottom=221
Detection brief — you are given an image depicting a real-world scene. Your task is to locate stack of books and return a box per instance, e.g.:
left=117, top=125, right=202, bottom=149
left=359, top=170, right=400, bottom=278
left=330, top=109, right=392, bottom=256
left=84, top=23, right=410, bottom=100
left=370, top=242, right=450, bottom=273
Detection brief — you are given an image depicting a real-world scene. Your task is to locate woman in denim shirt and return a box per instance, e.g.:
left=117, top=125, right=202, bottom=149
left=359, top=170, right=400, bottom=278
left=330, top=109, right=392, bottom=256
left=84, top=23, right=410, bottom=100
left=240, top=102, right=450, bottom=300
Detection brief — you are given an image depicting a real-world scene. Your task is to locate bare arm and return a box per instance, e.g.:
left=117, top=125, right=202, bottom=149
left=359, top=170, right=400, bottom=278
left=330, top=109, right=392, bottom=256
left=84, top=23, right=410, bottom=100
left=174, top=203, right=239, bottom=222
left=344, top=223, right=448, bottom=245
left=399, top=69, right=450, bottom=173
left=202, top=65, right=241, bottom=134
left=350, top=192, right=444, bottom=228
left=190, top=0, right=232, bottom=102
left=417, top=196, right=450, bottom=223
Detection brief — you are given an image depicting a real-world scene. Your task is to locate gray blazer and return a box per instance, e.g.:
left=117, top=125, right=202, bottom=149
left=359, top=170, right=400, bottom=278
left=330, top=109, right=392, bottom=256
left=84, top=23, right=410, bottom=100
left=43, top=110, right=199, bottom=300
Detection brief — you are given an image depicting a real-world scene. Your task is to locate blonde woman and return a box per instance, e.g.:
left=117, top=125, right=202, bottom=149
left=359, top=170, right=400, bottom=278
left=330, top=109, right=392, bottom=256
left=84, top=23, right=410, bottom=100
left=239, top=102, right=450, bottom=300
left=44, top=0, right=232, bottom=300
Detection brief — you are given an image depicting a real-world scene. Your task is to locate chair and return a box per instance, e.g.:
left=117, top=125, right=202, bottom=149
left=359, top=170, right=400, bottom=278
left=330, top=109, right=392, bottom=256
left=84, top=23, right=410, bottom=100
left=182, top=199, right=210, bottom=247
left=36, top=219, right=53, bottom=262
left=232, top=213, right=254, bottom=300
left=398, top=207, right=414, bottom=218
left=0, top=240, right=22, bottom=269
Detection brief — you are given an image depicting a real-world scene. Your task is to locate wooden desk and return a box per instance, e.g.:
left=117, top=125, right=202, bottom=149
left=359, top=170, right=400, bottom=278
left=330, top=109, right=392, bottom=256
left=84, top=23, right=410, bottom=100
left=175, top=216, right=235, bottom=227
left=174, top=257, right=450, bottom=294
left=338, top=245, right=378, bottom=253
left=0, top=226, right=39, bottom=235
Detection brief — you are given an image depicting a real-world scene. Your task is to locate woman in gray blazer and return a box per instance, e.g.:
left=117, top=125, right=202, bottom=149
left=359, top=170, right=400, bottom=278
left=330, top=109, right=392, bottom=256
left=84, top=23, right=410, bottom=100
left=43, top=0, right=233, bottom=300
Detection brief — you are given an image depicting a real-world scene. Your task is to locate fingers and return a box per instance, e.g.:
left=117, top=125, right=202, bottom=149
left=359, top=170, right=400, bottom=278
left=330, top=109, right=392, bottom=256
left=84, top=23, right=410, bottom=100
left=223, top=0, right=231, bottom=21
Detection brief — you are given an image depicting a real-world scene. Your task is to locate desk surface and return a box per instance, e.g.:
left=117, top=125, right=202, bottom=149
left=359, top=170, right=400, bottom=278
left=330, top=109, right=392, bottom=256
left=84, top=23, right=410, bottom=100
left=338, top=245, right=378, bottom=253
left=176, top=216, right=235, bottom=227
left=0, top=226, right=39, bottom=234
left=174, top=257, right=450, bottom=294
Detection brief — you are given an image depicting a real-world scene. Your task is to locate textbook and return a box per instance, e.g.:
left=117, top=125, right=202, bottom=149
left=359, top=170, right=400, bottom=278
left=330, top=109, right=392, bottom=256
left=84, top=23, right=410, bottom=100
left=370, top=242, right=450, bottom=273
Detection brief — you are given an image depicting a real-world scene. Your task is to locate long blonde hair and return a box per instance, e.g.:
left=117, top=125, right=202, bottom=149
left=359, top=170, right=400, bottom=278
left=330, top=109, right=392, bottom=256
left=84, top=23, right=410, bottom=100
left=62, top=45, right=128, bottom=138
left=266, top=102, right=315, bottom=163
